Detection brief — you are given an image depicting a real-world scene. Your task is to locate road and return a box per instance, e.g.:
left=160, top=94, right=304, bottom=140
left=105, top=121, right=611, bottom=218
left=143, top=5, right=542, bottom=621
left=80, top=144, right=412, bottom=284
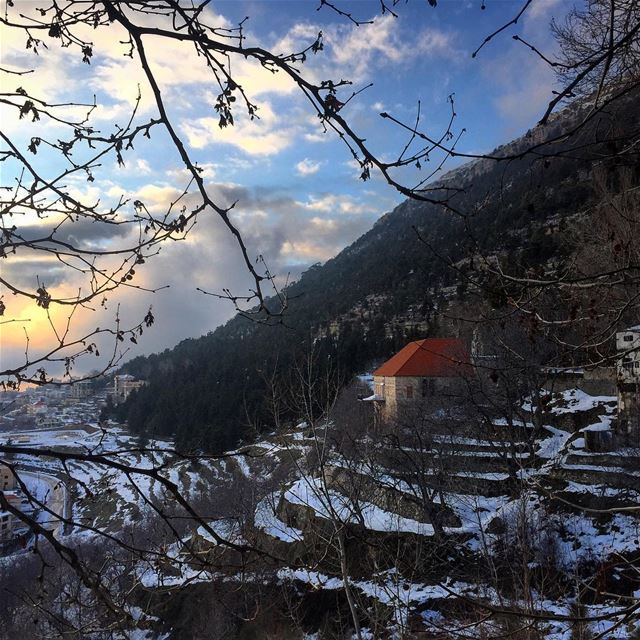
left=18, top=469, right=68, bottom=539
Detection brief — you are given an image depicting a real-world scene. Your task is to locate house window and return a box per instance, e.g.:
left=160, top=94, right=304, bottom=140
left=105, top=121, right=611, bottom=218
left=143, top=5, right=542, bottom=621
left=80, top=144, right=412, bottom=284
left=406, top=385, right=413, bottom=399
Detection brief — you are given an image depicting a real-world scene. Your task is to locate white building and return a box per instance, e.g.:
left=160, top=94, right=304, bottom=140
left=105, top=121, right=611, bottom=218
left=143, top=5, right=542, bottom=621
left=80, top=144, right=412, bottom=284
left=0, top=464, right=16, bottom=491
left=69, top=380, right=92, bottom=399
left=0, top=512, right=12, bottom=541
left=36, top=416, right=58, bottom=428
left=616, top=325, right=640, bottom=442
left=26, top=400, right=48, bottom=416
left=112, top=374, right=146, bottom=404
left=617, top=326, right=640, bottom=380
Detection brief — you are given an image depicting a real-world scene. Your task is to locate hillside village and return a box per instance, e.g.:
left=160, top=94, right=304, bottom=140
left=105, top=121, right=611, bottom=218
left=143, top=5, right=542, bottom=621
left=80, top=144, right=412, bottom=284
left=2, top=325, right=640, bottom=637
left=0, top=374, right=146, bottom=551
left=2, top=0, right=640, bottom=636
left=139, top=326, right=640, bottom=638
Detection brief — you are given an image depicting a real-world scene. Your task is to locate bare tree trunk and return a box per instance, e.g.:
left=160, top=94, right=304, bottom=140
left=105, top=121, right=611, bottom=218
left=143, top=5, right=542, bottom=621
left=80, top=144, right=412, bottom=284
left=337, top=529, right=363, bottom=640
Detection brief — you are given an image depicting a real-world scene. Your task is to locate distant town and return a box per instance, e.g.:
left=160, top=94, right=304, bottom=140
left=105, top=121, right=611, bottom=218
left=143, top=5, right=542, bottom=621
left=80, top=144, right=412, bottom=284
left=0, top=374, right=146, bottom=553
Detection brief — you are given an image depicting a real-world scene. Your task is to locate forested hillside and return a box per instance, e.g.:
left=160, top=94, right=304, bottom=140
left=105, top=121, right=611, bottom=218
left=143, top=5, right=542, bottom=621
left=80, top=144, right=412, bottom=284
left=115, top=92, right=640, bottom=452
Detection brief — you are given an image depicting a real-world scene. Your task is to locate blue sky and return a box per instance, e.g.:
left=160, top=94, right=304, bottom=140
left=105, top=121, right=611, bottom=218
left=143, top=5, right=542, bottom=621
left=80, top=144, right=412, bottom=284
left=1, top=0, right=574, bottom=373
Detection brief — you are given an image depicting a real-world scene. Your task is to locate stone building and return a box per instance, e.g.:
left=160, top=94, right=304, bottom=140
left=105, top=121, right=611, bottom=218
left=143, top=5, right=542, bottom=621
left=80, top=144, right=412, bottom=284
left=370, top=338, right=471, bottom=424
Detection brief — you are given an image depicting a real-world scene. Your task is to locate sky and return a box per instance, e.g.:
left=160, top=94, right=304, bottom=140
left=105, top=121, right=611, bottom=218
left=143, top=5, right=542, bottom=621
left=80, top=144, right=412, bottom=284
left=0, top=0, right=574, bottom=379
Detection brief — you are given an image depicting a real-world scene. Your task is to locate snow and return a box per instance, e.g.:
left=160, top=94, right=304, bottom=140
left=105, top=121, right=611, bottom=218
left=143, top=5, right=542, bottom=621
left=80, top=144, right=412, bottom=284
left=19, top=472, right=54, bottom=502
left=432, top=435, right=516, bottom=447
left=8, top=380, right=640, bottom=638
left=549, top=389, right=616, bottom=415
left=461, top=450, right=529, bottom=458
left=113, top=472, right=155, bottom=507
left=492, top=417, right=534, bottom=428
left=196, top=518, right=245, bottom=546
left=278, top=568, right=343, bottom=590
left=492, top=499, right=640, bottom=570
left=445, top=493, right=513, bottom=538
left=254, top=494, right=304, bottom=543
left=234, top=455, right=252, bottom=477
left=115, top=607, right=170, bottom=640
left=137, top=561, right=211, bottom=589
left=561, top=462, right=637, bottom=475
left=288, top=431, right=308, bottom=441
left=395, top=444, right=529, bottom=459
left=279, top=568, right=476, bottom=606
left=219, top=560, right=640, bottom=640
left=582, top=420, right=612, bottom=432
left=553, top=512, right=640, bottom=567
left=0, top=423, right=218, bottom=537
left=452, top=471, right=510, bottom=480
left=536, top=426, right=571, bottom=459
left=285, top=477, right=436, bottom=536
left=562, top=481, right=640, bottom=498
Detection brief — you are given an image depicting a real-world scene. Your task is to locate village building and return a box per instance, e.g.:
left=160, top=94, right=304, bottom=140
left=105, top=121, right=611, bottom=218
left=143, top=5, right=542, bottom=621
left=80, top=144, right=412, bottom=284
left=36, top=415, right=58, bottom=428
left=112, top=374, right=146, bottom=404
left=541, top=366, right=616, bottom=397
left=0, top=464, right=16, bottom=491
left=26, top=400, right=48, bottom=417
left=69, top=380, right=92, bottom=400
left=370, top=338, right=472, bottom=424
left=1, top=491, right=22, bottom=509
left=0, top=512, right=12, bottom=542
left=616, top=325, right=640, bottom=444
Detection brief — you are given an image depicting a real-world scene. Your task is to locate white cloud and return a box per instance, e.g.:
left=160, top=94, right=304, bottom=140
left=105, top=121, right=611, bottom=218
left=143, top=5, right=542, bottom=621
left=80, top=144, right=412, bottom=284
left=181, top=101, right=298, bottom=156
left=488, top=0, right=565, bottom=135
left=280, top=239, right=333, bottom=262
left=135, top=184, right=183, bottom=213
left=527, top=0, right=565, bottom=21
left=304, top=131, right=329, bottom=143
left=133, top=159, right=153, bottom=175
left=272, top=15, right=455, bottom=87
left=338, top=200, right=369, bottom=215
left=328, top=15, right=456, bottom=83
left=296, top=158, right=322, bottom=176
left=300, top=193, right=370, bottom=215
left=165, top=162, right=217, bottom=182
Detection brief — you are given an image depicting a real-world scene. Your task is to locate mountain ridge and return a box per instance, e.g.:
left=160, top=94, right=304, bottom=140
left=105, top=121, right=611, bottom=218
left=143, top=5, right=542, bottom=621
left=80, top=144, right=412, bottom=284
left=115, top=91, right=640, bottom=451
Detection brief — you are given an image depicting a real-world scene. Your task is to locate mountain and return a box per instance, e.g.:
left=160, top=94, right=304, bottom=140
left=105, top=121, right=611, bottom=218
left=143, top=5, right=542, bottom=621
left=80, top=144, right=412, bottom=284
left=115, top=91, right=640, bottom=452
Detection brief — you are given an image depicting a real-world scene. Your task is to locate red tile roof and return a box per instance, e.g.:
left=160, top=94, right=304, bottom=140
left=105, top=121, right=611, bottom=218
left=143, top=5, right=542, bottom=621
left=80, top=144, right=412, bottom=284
left=373, top=338, right=471, bottom=378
